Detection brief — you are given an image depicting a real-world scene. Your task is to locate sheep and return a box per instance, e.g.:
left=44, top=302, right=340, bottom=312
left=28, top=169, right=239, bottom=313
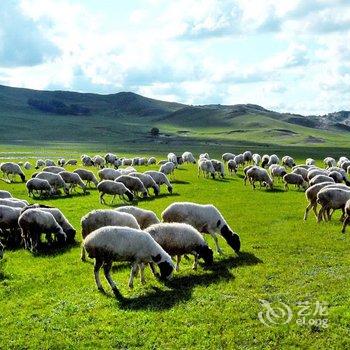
left=337, top=157, right=349, bottom=168
left=122, top=158, right=132, bottom=166
left=73, top=169, right=98, bottom=188
left=324, top=157, right=336, bottom=168
left=58, top=159, right=66, bottom=167
left=328, top=167, right=350, bottom=185
left=105, top=153, right=118, bottom=166
left=0, top=199, right=28, bottom=208
left=167, top=153, right=178, bottom=166
left=22, top=204, right=76, bottom=243
left=252, top=153, right=261, bottom=166
left=42, top=166, right=65, bottom=174
left=35, top=172, right=69, bottom=195
left=26, top=178, right=54, bottom=197
left=246, top=167, right=273, bottom=189
left=182, top=152, right=196, bottom=164
left=261, top=154, right=270, bottom=168
left=161, top=202, right=240, bottom=255
left=24, top=162, right=31, bottom=170
left=119, top=166, right=137, bottom=175
left=82, top=155, right=94, bottom=166
left=243, top=165, right=255, bottom=185
left=158, top=160, right=168, bottom=165
left=129, top=172, right=160, bottom=196
left=97, top=180, right=134, bottom=204
left=132, top=157, right=140, bottom=166
left=243, top=151, right=252, bottom=163
left=198, top=159, right=215, bottom=179
left=92, top=155, right=105, bottom=168
left=115, top=175, right=148, bottom=198
left=145, top=223, right=213, bottom=271
left=0, top=190, right=12, bottom=199
left=0, top=241, right=3, bottom=259
left=341, top=199, right=350, bottom=233
left=115, top=206, right=160, bottom=229
left=306, top=158, right=316, bottom=166
left=199, top=153, right=210, bottom=160
left=222, top=153, right=235, bottom=163
left=0, top=205, right=22, bottom=246
left=340, top=161, right=350, bottom=171
left=292, top=167, right=309, bottom=181
left=159, top=162, right=175, bottom=176
left=144, top=171, right=173, bottom=194
left=283, top=173, right=308, bottom=191
left=282, top=156, right=296, bottom=168
left=270, top=165, right=287, bottom=182
left=66, top=159, right=77, bottom=166
left=329, top=171, right=344, bottom=183
left=267, top=154, right=279, bottom=167
left=233, top=154, right=244, bottom=168
left=35, top=159, right=45, bottom=169
left=317, top=187, right=350, bottom=222
left=98, top=168, right=122, bottom=181
left=307, top=169, right=329, bottom=181
left=18, top=209, right=66, bottom=252
left=59, top=171, right=87, bottom=194
left=83, top=226, right=174, bottom=293
left=0, top=162, right=25, bottom=182
left=80, top=209, right=140, bottom=261
left=45, top=159, right=55, bottom=166
left=210, top=159, right=225, bottom=178
left=147, top=157, right=157, bottom=165
left=139, top=157, right=148, bottom=166
left=227, top=159, right=237, bottom=175
left=309, top=175, right=335, bottom=186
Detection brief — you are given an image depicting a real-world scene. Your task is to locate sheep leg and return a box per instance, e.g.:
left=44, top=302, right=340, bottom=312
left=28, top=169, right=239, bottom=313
left=99, top=193, right=105, bottom=204
left=111, top=195, right=116, bottom=204
left=139, top=263, right=146, bottom=284
left=210, top=232, right=223, bottom=254
left=192, top=253, right=198, bottom=270
left=317, top=207, right=324, bottom=223
left=81, top=245, right=87, bottom=262
left=94, top=258, right=104, bottom=292
left=342, top=215, right=349, bottom=233
left=175, top=255, right=181, bottom=271
left=103, top=260, right=118, bottom=292
left=149, top=262, right=159, bottom=277
left=128, top=262, right=139, bottom=289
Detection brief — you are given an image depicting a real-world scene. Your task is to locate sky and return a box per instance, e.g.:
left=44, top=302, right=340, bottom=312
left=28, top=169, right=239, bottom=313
left=0, top=0, right=350, bottom=115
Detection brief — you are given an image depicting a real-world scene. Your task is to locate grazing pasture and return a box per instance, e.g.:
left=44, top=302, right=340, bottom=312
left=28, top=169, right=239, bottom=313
left=1, top=145, right=350, bottom=349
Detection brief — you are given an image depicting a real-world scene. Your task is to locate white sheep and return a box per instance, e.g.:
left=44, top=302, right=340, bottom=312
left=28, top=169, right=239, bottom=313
left=98, top=168, right=122, bottom=181
left=132, top=157, right=140, bottom=166
left=267, top=154, right=279, bottom=167
left=129, top=172, right=160, bottom=196
left=329, top=171, right=344, bottom=183
left=342, top=199, right=350, bottom=233
left=42, top=166, right=65, bottom=174
left=73, top=169, right=98, bottom=188
left=282, top=156, right=295, bottom=168
left=0, top=190, right=12, bottom=199
left=0, top=162, right=25, bottom=182
left=24, top=162, right=31, bottom=170
left=222, top=153, right=235, bottom=163
left=246, top=167, right=273, bottom=189
left=105, top=153, right=118, bottom=166
left=81, top=155, right=94, bottom=166
left=92, top=155, right=105, bottom=168
left=182, top=152, right=196, bottom=164
left=145, top=222, right=214, bottom=271
left=45, top=159, right=55, bottom=166
left=307, top=169, right=329, bottom=181
left=115, top=175, right=148, bottom=198
left=147, top=157, right=157, bottom=165
left=198, top=159, right=215, bottom=179
left=211, top=159, right=225, bottom=178
left=261, top=154, right=270, bottom=168
left=35, top=159, right=45, bottom=169
left=144, top=171, right=173, bottom=194
left=283, top=173, right=308, bottom=191
left=252, top=153, right=261, bottom=166
left=292, top=167, right=309, bottom=181
left=58, top=159, right=66, bottom=167
left=306, top=158, right=316, bottom=166
left=115, top=206, right=160, bottom=229
left=83, top=226, right=174, bottom=293
left=59, top=171, right=87, bottom=194
left=80, top=209, right=140, bottom=261
left=199, top=153, right=210, bottom=160
left=122, top=158, right=132, bottom=166
left=119, top=166, right=137, bottom=175
left=243, top=151, right=252, bottom=163
left=233, top=154, right=244, bottom=168
left=26, top=178, right=54, bottom=197
left=167, top=153, right=178, bottom=166
left=66, top=159, right=77, bottom=166
left=227, top=159, right=237, bottom=175
left=35, top=172, right=69, bottom=195
left=270, top=165, right=287, bottom=182
left=0, top=198, right=28, bottom=208
left=309, top=175, right=335, bottom=186
left=97, top=180, right=134, bottom=204
left=0, top=205, right=22, bottom=246
left=159, top=162, right=175, bottom=176
left=161, top=202, right=241, bottom=255
left=324, top=157, right=336, bottom=168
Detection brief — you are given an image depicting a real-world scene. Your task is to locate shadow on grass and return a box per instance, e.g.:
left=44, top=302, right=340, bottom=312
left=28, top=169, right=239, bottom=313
left=33, top=240, right=80, bottom=257
left=170, top=180, right=190, bottom=185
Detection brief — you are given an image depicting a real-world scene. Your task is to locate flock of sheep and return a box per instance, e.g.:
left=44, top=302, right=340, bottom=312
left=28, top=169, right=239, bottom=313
left=0, top=150, right=349, bottom=295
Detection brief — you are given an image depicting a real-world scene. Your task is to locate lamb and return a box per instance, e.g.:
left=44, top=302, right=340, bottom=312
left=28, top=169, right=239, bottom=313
left=252, top=153, right=261, bottom=166
left=73, top=169, right=98, bottom=188
left=98, top=168, right=122, bottom=181
left=59, top=171, right=87, bottom=194
left=222, top=153, right=235, bottom=163
left=182, top=152, right=196, bottom=164
left=147, top=157, right=157, bottom=165
left=66, top=159, right=77, bottom=166
left=159, top=162, right=175, bottom=176
left=42, top=166, right=65, bottom=174
left=0, top=190, right=12, bottom=199
left=227, top=159, right=238, bottom=175
left=18, top=209, right=66, bottom=252
left=83, top=226, right=174, bottom=293
left=115, top=175, right=148, bottom=198
left=144, top=171, right=173, bottom=194
left=282, top=156, right=296, bottom=168
left=243, top=151, right=252, bottom=163
left=306, top=158, right=316, bottom=166
left=341, top=199, right=350, bottom=233
left=283, top=173, right=308, bottom=191
left=0, top=162, right=25, bottom=182
left=24, top=162, right=31, bottom=170
left=115, top=206, right=160, bottom=229
left=211, top=159, right=225, bottom=178
left=198, top=159, right=215, bottom=179
left=145, top=223, right=213, bottom=271
left=82, top=155, right=94, bottom=166
left=161, top=202, right=241, bottom=255
left=35, top=172, right=69, bottom=195
left=80, top=209, right=140, bottom=261
left=246, top=167, right=273, bottom=189
left=324, top=157, right=336, bottom=168
left=129, top=172, right=160, bottom=196
left=97, top=180, right=134, bottom=204
left=26, top=178, right=54, bottom=197
left=0, top=199, right=28, bottom=208
left=309, top=175, right=335, bottom=186
left=35, top=159, right=45, bottom=169
left=0, top=205, right=22, bottom=246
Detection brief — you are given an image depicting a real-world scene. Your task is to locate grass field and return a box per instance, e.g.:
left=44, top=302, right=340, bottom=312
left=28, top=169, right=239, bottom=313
left=1, top=145, right=350, bottom=349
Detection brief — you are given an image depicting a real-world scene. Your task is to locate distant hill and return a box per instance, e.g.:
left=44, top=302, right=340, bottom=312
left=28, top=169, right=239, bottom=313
left=0, top=84, right=348, bottom=148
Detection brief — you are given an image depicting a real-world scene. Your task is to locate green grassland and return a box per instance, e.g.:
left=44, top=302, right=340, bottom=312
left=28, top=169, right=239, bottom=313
left=1, top=145, right=350, bottom=349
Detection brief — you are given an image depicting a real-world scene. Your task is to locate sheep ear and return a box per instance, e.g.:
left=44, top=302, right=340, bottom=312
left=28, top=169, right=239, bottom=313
left=216, top=220, right=221, bottom=227
left=151, top=254, right=161, bottom=263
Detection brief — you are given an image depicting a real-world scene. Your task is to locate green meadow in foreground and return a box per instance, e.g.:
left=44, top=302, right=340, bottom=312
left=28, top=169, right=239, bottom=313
left=1, top=147, right=350, bottom=349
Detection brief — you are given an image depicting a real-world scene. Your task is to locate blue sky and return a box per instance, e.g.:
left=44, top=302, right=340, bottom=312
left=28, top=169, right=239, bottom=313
left=0, top=0, right=350, bottom=114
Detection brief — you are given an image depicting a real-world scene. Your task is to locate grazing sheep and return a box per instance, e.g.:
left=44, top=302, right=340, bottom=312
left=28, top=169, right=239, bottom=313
left=267, top=154, right=279, bottom=167
left=0, top=198, right=28, bottom=209
left=0, top=205, right=22, bottom=246
left=58, top=159, right=66, bottom=167
left=144, top=171, right=173, bottom=194
left=0, top=190, right=12, bottom=199
left=252, top=153, right=261, bottom=166
left=139, top=157, right=148, bottom=166
left=147, top=157, right=157, bottom=165
left=337, top=157, right=349, bottom=168
left=307, top=169, right=329, bottom=181
left=0, top=162, right=25, bottom=182
left=198, top=159, right=215, bottom=179
left=243, top=165, right=255, bottom=185
left=211, top=159, right=225, bottom=178
left=328, top=167, right=350, bottom=185
left=283, top=173, right=308, bottom=191
left=159, top=162, right=175, bottom=176
left=18, top=209, right=66, bottom=252
left=162, top=202, right=240, bottom=255
left=324, top=157, right=336, bottom=168
left=243, top=151, right=252, bottom=163
left=92, top=155, right=105, bottom=168
left=35, top=159, right=45, bottom=169
left=59, top=171, right=87, bottom=194
left=306, top=158, right=316, bottom=166
left=340, top=161, right=350, bottom=171
left=227, top=159, right=237, bottom=175
left=270, top=165, right=287, bottom=182
left=115, top=175, right=148, bottom=198
left=341, top=199, right=350, bottom=233
left=105, top=153, right=118, bottom=166
left=261, top=154, right=270, bottom=168
left=145, top=223, right=214, bottom=271
left=115, top=206, right=160, bottom=229
left=83, top=226, right=174, bottom=292
left=97, top=180, right=134, bottom=204
left=234, top=154, right=244, bottom=168
left=309, top=175, right=335, bottom=186
left=222, top=153, right=235, bottom=163
left=182, top=152, right=196, bottom=164
left=122, top=158, right=132, bottom=166
left=292, top=167, right=309, bottom=181
left=98, top=168, right=122, bottom=181
left=24, top=162, right=31, bottom=170
left=158, top=160, right=168, bottom=165
left=42, top=166, right=65, bottom=174
left=199, top=153, right=210, bottom=160
left=329, top=171, right=344, bottom=183
left=132, top=157, right=140, bottom=166
left=73, top=169, right=98, bottom=188
left=80, top=209, right=140, bottom=261
left=129, top=172, right=160, bottom=196
left=282, top=156, right=296, bottom=168
left=66, top=159, right=77, bottom=166
left=119, top=167, right=137, bottom=175
left=35, top=172, right=69, bottom=195
left=26, top=178, right=53, bottom=197
left=167, top=153, right=178, bottom=166
left=246, top=167, right=273, bottom=189
left=82, top=155, right=94, bottom=166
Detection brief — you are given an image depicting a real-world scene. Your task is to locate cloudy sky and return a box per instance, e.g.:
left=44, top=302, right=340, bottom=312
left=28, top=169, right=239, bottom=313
left=0, top=0, right=349, bottom=114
